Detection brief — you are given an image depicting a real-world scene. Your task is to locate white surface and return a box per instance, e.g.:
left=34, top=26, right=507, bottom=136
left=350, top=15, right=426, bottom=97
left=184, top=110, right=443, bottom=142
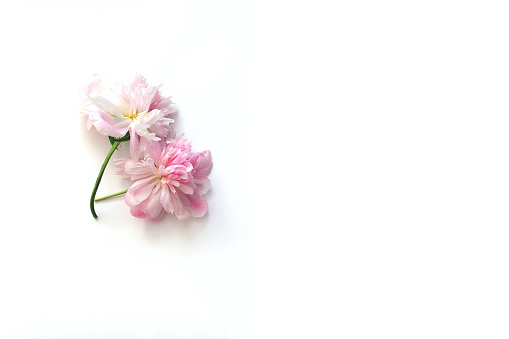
left=0, top=1, right=249, bottom=338
left=250, top=0, right=509, bottom=338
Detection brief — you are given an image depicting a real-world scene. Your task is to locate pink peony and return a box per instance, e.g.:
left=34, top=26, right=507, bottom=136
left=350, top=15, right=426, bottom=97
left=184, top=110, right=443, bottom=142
left=79, top=73, right=176, bottom=159
left=114, top=136, right=212, bottom=221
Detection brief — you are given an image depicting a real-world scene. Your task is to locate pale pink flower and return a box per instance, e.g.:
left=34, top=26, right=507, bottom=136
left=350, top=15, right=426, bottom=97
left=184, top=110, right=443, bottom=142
left=79, top=73, right=176, bottom=158
left=114, top=136, right=212, bottom=221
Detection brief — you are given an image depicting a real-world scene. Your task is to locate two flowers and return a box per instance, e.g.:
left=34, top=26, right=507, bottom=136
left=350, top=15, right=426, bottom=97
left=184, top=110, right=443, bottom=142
left=81, top=74, right=212, bottom=221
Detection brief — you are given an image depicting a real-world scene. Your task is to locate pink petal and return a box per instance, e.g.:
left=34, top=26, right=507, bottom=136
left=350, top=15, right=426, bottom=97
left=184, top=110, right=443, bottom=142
left=128, top=189, right=165, bottom=222
left=178, top=183, right=195, bottom=195
left=147, top=138, right=163, bottom=164
left=130, top=205, right=148, bottom=219
left=89, top=110, right=130, bottom=138
left=88, top=95, right=124, bottom=119
left=146, top=185, right=163, bottom=219
left=187, top=192, right=208, bottom=217
left=113, top=158, right=129, bottom=176
left=160, top=184, right=171, bottom=213
left=85, top=119, right=94, bottom=130
left=193, top=150, right=212, bottom=178
left=123, top=159, right=153, bottom=180
left=130, top=73, right=148, bottom=90
left=170, top=190, right=186, bottom=218
left=129, top=125, right=142, bottom=160
left=126, top=177, right=158, bottom=205
left=194, top=177, right=211, bottom=195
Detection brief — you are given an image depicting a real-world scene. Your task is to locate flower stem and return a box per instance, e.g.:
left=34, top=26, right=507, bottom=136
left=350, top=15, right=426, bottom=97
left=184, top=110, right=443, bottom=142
left=95, top=189, right=128, bottom=202
left=90, top=141, right=121, bottom=219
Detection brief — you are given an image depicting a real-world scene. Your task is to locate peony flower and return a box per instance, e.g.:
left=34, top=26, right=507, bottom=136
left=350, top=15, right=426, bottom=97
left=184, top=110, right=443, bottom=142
left=113, top=136, right=212, bottom=221
left=79, top=73, right=176, bottom=159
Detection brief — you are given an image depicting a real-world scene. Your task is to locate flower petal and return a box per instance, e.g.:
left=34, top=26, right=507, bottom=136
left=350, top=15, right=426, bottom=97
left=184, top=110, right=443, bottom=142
left=126, top=176, right=159, bottom=205
left=193, top=150, right=213, bottom=178
left=88, top=95, right=124, bottom=118
left=89, top=109, right=130, bottom=138
left=187, top=192, right=208, bottom=217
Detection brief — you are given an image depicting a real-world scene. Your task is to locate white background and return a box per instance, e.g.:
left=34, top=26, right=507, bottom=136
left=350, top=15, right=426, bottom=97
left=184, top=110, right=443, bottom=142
left=2, top=0, right=509, bottom=338
left=250, top=1, right=509, bottom=339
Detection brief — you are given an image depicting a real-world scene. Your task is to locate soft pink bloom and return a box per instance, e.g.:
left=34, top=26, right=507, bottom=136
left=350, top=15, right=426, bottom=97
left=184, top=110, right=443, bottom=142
left=79, top=73, right=176, bottom=159
left=114, top=136, right=212, bottom=221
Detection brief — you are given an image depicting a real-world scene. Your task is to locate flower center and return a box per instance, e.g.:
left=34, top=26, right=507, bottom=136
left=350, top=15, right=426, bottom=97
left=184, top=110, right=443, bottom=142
left=123, top=110, right=138, bottom=120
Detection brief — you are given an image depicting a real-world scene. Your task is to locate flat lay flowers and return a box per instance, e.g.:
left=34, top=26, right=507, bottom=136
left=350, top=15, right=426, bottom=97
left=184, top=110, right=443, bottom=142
left=81, top=74, right=212, bottom=221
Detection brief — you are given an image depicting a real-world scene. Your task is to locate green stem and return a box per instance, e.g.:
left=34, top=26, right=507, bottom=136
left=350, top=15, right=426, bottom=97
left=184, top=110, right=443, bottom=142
left=95, top=189, right=128, bottom=202
left=90, top=141, right=121, bottom=219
